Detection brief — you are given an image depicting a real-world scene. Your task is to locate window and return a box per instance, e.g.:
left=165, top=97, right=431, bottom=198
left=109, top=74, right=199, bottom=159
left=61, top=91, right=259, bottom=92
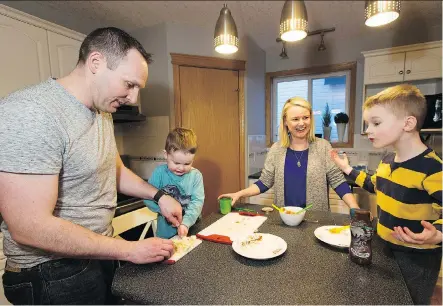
left=266, top=62, right=356, bottom=148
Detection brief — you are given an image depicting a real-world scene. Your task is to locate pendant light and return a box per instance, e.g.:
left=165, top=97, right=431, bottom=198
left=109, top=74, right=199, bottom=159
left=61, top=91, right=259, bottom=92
left=365, top=1, right=401, bottom=27
left=279, top=0, right=308, bottom=42
left=214, top=4, right=239, bottom=54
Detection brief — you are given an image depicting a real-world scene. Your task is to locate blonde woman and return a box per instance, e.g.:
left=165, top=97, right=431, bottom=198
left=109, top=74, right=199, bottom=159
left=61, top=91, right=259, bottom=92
left=219, top=97, right=359, bottom=211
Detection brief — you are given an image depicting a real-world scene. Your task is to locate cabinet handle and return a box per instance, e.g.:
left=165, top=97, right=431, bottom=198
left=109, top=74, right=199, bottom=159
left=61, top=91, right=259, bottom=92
left=406, top=70, right=411, bottom=74
left=399, top=71, right=404, bottom=75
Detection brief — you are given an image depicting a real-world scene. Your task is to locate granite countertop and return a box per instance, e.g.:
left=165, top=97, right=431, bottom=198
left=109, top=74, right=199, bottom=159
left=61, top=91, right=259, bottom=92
left=248, top=170, right=369, bottom=188
left=111, top=204, right=412, bottom=305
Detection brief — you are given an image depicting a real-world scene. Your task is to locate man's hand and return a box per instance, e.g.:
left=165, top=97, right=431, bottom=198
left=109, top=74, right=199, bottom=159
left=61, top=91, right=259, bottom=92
left=158, top=195, right=182, bottom=227
left=177, top=224, right=189, bottom=237
left=329, top=149, right=353, bottom=175
left=392, top=221, right=442, bottom=245
left=126, top=237, right=174, bottom=264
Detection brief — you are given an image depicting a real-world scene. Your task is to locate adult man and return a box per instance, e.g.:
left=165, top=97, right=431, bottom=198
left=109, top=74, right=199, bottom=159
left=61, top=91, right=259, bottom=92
left=0, top=27, right=182, bottom=304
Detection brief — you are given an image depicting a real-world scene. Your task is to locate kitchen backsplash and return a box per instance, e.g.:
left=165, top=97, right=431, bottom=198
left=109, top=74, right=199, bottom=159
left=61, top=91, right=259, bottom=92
left=114, top=116, right=169, bottom=157
left=129, top=156, right=167, bottom=180
left=248, top=135, right=267, bottom=175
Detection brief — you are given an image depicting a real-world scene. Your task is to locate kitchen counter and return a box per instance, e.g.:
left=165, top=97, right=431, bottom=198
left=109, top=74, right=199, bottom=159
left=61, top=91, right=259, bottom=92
left=111, top=204, right=412, bottom=305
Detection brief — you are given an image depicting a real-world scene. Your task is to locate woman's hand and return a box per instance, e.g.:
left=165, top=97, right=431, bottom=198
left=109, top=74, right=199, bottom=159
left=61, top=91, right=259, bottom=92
left=218, top=193, right=240, bottom=206
left=329, top=149, right=353, bottom=175
left=177, top=224, right=189, bottom=238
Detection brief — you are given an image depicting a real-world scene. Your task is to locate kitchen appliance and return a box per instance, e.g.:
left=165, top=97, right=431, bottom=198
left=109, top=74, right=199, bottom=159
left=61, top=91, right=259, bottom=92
left=112, top=105, right=146, bottom=123
left=423, top=93, right=442, bottom=130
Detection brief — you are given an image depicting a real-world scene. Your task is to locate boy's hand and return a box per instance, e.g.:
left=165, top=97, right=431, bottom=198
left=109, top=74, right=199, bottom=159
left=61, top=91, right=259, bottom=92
left=177, top=224, right=188, bottom=238
left=392, top=221, right=442, bottom=245
left=329, top=149, right=353, bottom=175
left=158, top=195, right=182, bottom=227
left=218, top=193, right=240, bottom=206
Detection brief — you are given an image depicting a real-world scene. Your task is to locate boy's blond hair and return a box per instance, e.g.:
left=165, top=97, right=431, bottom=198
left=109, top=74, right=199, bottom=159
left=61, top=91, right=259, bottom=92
left=279, top=97, right=316, bottom=147
left=363, top=84, right=427, bottom=131
left=165, top=128, right=198, bottom=154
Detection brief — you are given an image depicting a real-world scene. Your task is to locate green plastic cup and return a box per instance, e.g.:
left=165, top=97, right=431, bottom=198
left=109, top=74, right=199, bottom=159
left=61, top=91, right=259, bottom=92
left=219, top=197, right=232, bottom=215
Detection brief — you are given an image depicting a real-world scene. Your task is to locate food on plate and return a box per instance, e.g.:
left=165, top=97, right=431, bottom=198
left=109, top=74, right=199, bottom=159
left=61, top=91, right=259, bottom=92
left=241, top=234, right=263, bottom=247
left=328, top=225, right=350, bottom=234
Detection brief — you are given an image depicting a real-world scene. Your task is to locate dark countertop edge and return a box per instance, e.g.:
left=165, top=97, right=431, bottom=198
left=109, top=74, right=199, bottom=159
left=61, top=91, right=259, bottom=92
left=114, top=200, right=145, bottom=217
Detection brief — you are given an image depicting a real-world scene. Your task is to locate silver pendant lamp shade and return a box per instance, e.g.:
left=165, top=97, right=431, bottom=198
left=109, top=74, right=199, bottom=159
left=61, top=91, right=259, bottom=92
left=365, top=1, right=401, bottom=27
left=214, top=4, right=239, bottom=54
left=279, top=0, right=308, bottom=42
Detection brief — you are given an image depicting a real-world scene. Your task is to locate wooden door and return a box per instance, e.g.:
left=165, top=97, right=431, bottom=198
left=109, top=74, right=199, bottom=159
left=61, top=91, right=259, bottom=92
left=363, top=53, right=405, bottom=85
left=404, top=47, right=442, bottom=81
left=47, top=31, right=82, bottom=78
left=178, top=66, right=242, bottom=216
left=0, top=14, right=51, bottom=97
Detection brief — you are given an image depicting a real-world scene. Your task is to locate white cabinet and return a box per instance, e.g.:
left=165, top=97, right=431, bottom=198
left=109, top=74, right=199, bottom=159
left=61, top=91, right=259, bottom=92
left=363, top=41, right=442, bottom=85
left=47, top=31, right=82, bottom=78
left=364, top=53, right=405, bottom=85
left=0, top=4, right=85, bottom=98
left=0, top=13, right=51, bottom=97
left=404, top=47, right=442, bottom=81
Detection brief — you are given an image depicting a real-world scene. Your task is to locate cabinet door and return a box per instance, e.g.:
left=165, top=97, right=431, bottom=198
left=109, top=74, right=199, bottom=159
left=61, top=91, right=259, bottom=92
left=0, top=14, right=51, bottom=98
left=47, top=31, right=82, bottom=78
left=364, top=53, right=405, bottom=85
left=404, top=47, right=442, bottom=81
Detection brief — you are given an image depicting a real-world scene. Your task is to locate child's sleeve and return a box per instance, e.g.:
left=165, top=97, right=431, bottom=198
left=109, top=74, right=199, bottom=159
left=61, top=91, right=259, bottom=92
left=143, top=167, right=163, bottom=214
left=182, top=171, right=205, bottom=229
left=423, top=166, right=442, bottom=232
left=347, top=168, right=377, bottom=194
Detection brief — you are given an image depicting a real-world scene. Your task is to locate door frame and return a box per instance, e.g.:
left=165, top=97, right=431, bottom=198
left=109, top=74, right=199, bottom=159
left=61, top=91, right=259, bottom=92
left=170, top=53, right=246, bottom=191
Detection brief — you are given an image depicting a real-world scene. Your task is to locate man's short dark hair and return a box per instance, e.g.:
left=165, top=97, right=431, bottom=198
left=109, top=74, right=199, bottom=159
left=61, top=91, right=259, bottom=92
left=78, top=27, right=152, bottom=69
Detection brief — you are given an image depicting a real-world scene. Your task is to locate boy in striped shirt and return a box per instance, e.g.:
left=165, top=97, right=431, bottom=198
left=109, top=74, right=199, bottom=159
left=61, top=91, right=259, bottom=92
left=331, top=84, right=442, bottom=305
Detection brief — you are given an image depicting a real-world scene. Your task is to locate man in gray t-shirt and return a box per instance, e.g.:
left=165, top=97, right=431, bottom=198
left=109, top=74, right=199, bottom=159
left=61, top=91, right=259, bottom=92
left=0, top=27, right=183, bottom=305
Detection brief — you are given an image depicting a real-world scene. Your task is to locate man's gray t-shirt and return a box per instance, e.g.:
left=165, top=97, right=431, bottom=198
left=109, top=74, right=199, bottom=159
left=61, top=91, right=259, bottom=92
left=0, top=78, right=117, bottom=268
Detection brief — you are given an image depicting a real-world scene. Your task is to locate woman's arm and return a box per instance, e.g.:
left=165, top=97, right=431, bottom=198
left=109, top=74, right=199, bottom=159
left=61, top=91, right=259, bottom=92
left=218, top=183, right=261, bottom=206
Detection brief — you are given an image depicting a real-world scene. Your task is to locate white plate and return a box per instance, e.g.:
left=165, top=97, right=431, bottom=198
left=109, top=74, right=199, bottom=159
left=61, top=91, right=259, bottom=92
left=314, top=225, right=351, bottom=248
left=232, top=233, right=287, bottom=260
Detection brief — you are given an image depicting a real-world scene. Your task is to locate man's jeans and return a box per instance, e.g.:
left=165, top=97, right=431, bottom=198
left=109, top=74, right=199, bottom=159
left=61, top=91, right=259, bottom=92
left=2, top=258, right=119, bottom=305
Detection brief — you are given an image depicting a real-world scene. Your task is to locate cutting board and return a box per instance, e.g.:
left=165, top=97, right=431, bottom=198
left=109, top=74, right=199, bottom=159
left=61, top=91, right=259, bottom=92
left=196, top=212, right=267, bottom=244
left=163, top=235, right=202, bottom=264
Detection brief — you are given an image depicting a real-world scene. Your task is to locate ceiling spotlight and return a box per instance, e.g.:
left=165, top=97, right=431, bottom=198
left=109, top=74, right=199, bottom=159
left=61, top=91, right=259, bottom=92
left=214, top=4, right=239, bottom=54
left=279, top=0, right=308, bottom=42
left=365, top=0, right=401, bottom=27
left=280, top=42, right=289, bottom=59
left=318, top=33, right=326, bottom=51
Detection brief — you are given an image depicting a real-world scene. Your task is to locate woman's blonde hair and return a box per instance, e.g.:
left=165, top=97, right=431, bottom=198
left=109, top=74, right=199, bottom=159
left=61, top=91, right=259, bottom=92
left=278, top=97, right=316, bottom=147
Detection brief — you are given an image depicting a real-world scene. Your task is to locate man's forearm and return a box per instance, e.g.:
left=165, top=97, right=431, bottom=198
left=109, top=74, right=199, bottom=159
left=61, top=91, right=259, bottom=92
left=117, top=164, right=158, bottom=199
left=11, top=215, right=133, bottom=261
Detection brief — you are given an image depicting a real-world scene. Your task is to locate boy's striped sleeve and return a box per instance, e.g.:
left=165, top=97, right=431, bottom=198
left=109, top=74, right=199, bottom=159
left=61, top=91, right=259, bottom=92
left=348, top=169, right=376, bottom=193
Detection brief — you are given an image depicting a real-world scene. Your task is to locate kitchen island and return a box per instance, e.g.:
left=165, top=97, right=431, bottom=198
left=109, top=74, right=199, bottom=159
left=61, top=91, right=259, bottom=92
left=111, top=205, right=412, bottom=304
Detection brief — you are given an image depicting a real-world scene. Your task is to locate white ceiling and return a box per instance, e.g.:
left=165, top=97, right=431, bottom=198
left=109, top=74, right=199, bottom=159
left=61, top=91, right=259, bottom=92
left=2, top=1, right=442, bottom=50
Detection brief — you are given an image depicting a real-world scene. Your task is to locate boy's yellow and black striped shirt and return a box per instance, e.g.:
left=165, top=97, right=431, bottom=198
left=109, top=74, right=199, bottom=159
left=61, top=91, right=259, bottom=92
left=349, top=148, right=442, bottom=251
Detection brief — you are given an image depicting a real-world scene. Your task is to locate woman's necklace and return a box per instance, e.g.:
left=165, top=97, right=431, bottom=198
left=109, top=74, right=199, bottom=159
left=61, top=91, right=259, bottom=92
left=294, top=150, right=304, bottom=167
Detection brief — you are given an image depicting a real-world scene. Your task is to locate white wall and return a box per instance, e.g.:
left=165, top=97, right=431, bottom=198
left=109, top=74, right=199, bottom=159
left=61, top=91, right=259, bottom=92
left=131, top=24, right=170, bottom=117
